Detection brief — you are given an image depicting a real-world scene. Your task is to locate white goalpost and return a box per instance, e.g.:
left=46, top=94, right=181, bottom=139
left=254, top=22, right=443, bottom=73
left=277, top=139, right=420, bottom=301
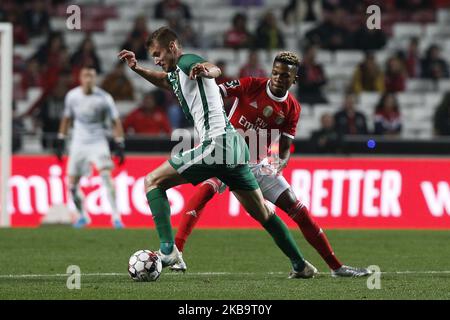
left=0, top=23, right=13, bottom=227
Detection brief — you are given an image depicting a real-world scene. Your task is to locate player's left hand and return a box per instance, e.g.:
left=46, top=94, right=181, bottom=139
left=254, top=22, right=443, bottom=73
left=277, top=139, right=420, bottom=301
left=189, top=63, right=209, bottom=80
left=114, top=139, right=126, bottom=166
left=272, top=158, right=287, bottom=176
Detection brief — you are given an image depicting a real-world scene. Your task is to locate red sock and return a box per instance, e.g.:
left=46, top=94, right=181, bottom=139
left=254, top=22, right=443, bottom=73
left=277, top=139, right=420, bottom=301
left=287, top=201, right=343, bottom=270
left=175, top=179, right=219, bottom=252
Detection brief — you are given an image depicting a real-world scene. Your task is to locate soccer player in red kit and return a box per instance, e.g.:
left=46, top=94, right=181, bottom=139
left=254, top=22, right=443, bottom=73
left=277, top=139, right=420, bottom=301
left=172, top=52, right=371, bottom=277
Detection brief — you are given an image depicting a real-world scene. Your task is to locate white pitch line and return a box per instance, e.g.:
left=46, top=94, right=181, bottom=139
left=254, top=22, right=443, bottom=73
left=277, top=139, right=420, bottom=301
left=0, top=271, right=450, bottom=279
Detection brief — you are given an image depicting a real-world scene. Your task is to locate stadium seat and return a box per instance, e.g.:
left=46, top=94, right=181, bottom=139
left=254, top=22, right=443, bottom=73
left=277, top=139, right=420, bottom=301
left=438, top=79, right=450, bottom=92
left=326, top=93, right=343, bottom=107
left=424, top=23, right=450, bottom=38
left=14, top=45, right=35, bottom=60
left=406, top=79, right=435, bottom=92
left=375, top=51, right=390, bottom=66
left=359, top=93, right=380, bottom=109
left=424, top=93, right=443, bottom=108
left=437, top=8, right=450, bottom=24
left=335, top=51, right=364, bottom=67
left=393, top=23, right=423, bottom=38
left=116, top=101, right=138, bottom=116
left=397, top=93, right=424, bottom=108
left=316, top=50, right=333, bottom=65
left=105, top=20, right=133, bottom=34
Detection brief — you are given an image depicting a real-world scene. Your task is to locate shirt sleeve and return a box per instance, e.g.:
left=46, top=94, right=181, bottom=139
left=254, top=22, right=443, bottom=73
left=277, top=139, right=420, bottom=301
left=105, top=93, right=120, bottom=120
left=177, top=54, right=206, bottom=76
left=218, top=77, right=253, bottom=99
left=282, top=100, right=301, bottom=139
left=63, top=92, right=73, bottom=118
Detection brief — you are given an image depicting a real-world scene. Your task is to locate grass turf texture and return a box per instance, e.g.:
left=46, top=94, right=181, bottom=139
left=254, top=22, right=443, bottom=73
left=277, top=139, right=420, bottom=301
left=0, top=227, right=449, bottom=300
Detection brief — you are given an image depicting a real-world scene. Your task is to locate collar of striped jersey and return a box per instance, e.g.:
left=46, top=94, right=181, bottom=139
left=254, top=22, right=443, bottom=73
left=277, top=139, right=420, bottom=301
left=266, top=80, right=288, bottom=102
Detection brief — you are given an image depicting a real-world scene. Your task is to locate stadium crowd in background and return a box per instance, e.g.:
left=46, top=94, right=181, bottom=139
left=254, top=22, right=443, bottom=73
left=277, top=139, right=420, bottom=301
left=2, top=0, right=450, bottom=154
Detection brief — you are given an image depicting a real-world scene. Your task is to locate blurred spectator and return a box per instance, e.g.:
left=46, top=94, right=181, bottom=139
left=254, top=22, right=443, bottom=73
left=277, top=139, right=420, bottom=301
left=297, top=44, right=328, bottom=104
left=404, top=37, right=421, bottom=78
left=33, top=32, right=66, bottom=66
left=384, top=56, right=407, bottom=93
left=12, top=101, right=24, bottom=153
left=239, top=50, right=266, bottom=78
left=282, top=0, right=322, bottom=25
left=101, top=62, right=135, bottom=101
left=224, top=13, right=253, bottom=49
left=352, top=22, right=387, bottom=51
left=350, top=52, right=385, bottom=94
left=322, top=0, right=365, bottom=13
left=420, top=45, right=450, bottom=80
left=305, top=8, right=350, bottom=50
left=5, top=10, right=28, bottom=44
left=123, top=91, right=172, bottom=136
left=70, top=35, right=102, bottom=75
left=24, top=0, right=50, bottom=37
left=121, top=15, right=150, bottom=60
left=155, top=0, right=191, bottom=21
left=122, top=34, right=148, bottom=61
left=395, top=0, right=430, bottom=10
left=254, top=12, right=285, bottom=50
left=311, top=113, right=342, bottom=153
left=334, top=93, right=368, bottom=135
left=32, top=79, right=68, bottom=149
left=21, top=58, right=44, bottom=90
left=374, top=93, right=402, bottom=136
left=167, top=17, right=199, bottom=48
left=433, top=91, right=450, bottom=136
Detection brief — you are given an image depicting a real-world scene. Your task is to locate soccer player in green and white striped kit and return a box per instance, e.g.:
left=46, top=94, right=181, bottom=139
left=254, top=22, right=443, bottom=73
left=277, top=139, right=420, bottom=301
left=118, top=27, right=317, bottom=278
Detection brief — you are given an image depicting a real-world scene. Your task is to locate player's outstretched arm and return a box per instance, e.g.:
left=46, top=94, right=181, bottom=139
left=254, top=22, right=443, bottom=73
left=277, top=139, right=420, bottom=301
left=189, top=62, right=221, bottom=80
left=275, top=135, right=292, bottom=174
left=118, top=50, right=171, bottom=90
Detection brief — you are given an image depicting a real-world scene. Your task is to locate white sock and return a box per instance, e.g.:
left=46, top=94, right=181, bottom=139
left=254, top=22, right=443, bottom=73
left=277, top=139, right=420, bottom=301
left=100, top=171, right=121, bottom=221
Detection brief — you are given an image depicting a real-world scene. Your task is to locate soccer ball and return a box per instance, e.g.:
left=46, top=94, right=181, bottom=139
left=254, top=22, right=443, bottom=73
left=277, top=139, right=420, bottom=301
left=128, top=250, right=162, bottom=282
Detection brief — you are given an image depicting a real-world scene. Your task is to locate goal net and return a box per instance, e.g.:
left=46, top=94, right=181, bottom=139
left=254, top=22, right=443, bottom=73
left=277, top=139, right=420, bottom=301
left=0, top=23, right=13, bottom=227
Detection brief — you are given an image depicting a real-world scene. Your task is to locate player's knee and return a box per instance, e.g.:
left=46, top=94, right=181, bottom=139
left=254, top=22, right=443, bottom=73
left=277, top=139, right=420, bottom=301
left=144, top=172, right=161, bottom=191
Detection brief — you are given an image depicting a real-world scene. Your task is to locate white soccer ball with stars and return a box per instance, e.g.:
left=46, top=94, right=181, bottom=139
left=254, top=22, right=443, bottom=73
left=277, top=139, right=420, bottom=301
left=128, top=250, right=162, bottom=282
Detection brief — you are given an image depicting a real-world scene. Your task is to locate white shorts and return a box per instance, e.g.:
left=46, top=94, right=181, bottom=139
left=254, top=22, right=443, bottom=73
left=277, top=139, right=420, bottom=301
left=204, top=160, right=291, bottom=204
left=67, top=141, right=113, bottom=177
left=249, top=162, right=290, bottom=204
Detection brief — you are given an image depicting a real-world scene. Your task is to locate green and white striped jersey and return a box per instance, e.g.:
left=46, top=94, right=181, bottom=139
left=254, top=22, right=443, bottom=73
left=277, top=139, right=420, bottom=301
left=167, top=54, right=233, bottom=142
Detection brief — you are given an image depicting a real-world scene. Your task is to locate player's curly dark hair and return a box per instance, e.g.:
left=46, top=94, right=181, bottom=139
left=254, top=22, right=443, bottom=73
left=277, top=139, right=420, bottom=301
left=145, top=27, right=180, bottom=49
left=274, top=51, right=301, bottom=68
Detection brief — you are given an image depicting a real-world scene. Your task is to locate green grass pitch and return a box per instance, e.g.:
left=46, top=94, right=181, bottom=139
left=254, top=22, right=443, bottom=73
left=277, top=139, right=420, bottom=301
left=0, top=227, right=449, bottom=299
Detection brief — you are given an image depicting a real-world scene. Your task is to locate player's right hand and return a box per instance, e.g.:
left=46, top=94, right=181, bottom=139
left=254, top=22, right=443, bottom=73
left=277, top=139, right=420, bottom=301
left=118, top=50, right=137, bottom=69
left=54, top=137, right=65, bottom=162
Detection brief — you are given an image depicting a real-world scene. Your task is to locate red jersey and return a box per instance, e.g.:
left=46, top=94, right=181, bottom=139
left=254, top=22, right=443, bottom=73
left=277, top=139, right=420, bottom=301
left=123, top=107, right=172, bottom=135
left=219, top=77, right=301, bottom=161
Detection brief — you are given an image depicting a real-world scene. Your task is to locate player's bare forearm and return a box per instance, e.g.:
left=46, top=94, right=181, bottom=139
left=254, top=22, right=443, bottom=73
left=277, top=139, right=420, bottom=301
left=277, top=135, right=292, bottom=173
left=190, top=62, right=221, bottom=80
left=133, top=65, right=171, bottom=90
left=58, top=117, right=71, bottom=137
left=118, top=49, right=171, bottom=90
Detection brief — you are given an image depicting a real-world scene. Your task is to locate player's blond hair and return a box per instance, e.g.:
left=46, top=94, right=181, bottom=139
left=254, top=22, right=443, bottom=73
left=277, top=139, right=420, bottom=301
left=274, top=51, right=301, bottom=68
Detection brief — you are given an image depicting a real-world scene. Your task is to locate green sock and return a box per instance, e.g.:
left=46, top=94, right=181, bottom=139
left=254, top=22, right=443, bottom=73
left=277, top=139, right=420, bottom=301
left=146, top=188, right=174, bottom=255
left=262, top=214, right=305, bottom=271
